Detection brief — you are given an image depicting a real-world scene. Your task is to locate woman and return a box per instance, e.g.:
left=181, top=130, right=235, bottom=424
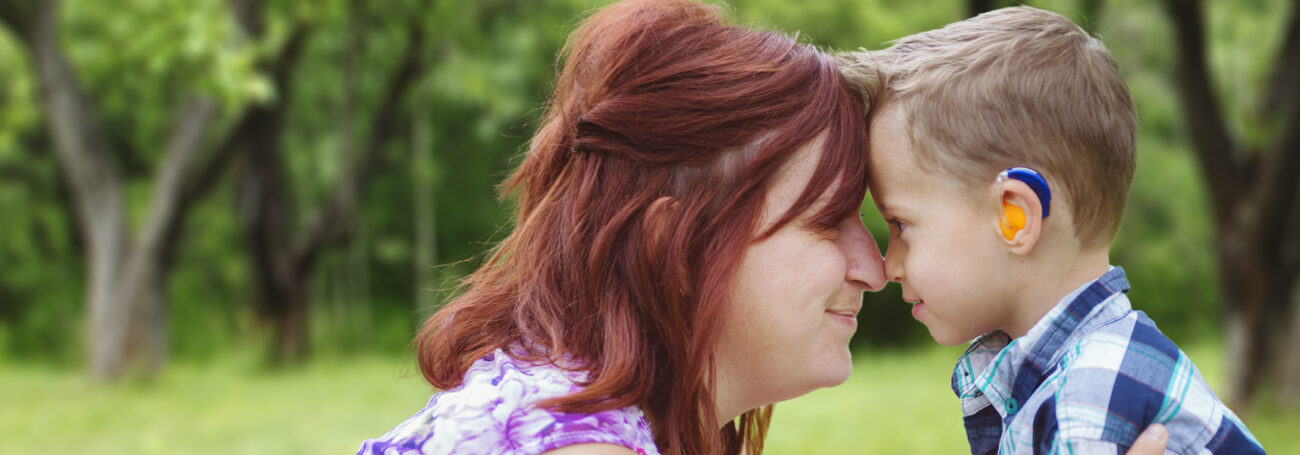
left=358, top=1, right=1170, bottom=453
left=361, top=0, right=878, bottom=453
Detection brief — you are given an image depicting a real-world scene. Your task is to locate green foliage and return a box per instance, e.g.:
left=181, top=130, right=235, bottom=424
left=1204, top=0, right=1290, bottom=149
left=0, top=31, right=82, bottom=362
left=1102, top=0, right=1220, bottom=341
left=166, top=182, right=253, bottom=361
left=63, top=0, right=267, bottom=169
left=0, top=0, right=1291, bottom=361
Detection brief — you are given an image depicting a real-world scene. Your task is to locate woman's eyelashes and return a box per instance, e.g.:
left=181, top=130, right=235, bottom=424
left=810, top=224, right=841, bottom=240
left=798, top=219, right=841, bottom=240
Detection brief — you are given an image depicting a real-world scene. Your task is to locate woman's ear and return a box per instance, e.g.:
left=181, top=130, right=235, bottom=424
left=996, top=179, right=1044, bottom=254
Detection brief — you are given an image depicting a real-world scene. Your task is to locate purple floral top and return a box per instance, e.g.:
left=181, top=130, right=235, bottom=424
left=357, top=349, right=661, bottom=455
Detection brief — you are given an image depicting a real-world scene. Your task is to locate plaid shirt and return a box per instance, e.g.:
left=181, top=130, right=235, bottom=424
left=952, top=267, right=1265, bottom=454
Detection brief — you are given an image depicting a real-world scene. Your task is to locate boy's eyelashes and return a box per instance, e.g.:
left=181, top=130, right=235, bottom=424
left=886, top=218, right=908, bottom=233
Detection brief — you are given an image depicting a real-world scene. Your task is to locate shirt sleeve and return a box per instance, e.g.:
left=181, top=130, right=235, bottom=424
left=512, top=405, right=657, bottom=455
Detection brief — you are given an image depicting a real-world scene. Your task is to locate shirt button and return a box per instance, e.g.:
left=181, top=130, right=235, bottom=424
left=1006, top=398, right=1019, bottom=413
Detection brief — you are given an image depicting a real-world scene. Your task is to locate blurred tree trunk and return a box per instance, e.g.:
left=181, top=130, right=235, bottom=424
left=411, top=81, right=438, bottom=312
left=233, top=7, right=426, bottom=362
left=0, top=0, right=324, bottom=381
left=227, top=0, right=310, bottom=363
left=1160, top=0, right=1300, bottom=412
left=0, top=0, right=229, bottom=381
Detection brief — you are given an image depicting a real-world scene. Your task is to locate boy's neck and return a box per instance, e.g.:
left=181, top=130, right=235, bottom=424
left=1003, top=247, right=1112, bottom=339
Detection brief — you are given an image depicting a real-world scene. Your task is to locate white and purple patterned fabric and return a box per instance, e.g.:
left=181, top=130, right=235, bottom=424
left=358, top=349, right=661, bottom=455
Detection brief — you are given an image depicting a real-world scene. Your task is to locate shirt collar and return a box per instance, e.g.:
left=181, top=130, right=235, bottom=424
left=951, top=266, right=1131, bottom=418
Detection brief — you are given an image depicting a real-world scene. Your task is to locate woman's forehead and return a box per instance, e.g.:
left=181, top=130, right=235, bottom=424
left=764, top=135, right=846, bottom=216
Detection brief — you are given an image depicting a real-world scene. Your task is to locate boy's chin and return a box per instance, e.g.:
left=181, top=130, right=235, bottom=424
left=927, top=328, right=970, bottom=347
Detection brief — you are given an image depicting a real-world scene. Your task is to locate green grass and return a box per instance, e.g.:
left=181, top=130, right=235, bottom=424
left=1, top=344, right=1295, bottom=454
left=0, top=353, right=433, bottom=454
left=767, top=345, right=972, bottom=453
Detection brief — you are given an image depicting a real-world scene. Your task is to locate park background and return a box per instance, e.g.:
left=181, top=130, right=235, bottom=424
left=1, top=0, right=1298, bottom=452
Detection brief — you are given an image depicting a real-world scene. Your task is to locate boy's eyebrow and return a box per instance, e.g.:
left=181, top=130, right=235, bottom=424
left=874, top=199, right=893, bottom=214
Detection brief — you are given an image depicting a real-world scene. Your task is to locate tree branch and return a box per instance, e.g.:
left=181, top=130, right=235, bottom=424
left=1159, top=0, right=1247, bottom=217
left=177, top=24, right=310, bottom=211
left=25, top=0, right=125, bottom=258
left=137, top=98, right=217, bottom=259
left=294, top=22, right=425, bottom=271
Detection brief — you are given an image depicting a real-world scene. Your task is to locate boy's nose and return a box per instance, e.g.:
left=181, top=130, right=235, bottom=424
left=839, top=216, right=887, bottom=291
left=883, top=244, right=904, bottom=283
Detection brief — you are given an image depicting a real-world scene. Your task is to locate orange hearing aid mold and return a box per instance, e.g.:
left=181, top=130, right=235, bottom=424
left=1001, top=202, right=1026, bottom=240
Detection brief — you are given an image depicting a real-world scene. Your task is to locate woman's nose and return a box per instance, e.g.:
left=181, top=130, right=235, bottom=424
left=839, top=216, right=887, bottom=291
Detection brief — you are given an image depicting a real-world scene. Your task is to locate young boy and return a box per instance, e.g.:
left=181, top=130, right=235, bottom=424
left=840, top=7, right=1265, bottom=454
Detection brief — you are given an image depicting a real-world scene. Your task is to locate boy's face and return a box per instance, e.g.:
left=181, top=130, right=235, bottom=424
left=866, top=107, right=1017, bottom=346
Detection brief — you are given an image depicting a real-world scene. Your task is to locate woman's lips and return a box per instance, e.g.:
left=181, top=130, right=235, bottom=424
left=826, top=309, right=859, bottom=327
left=911, top=301, right=924, bottom=319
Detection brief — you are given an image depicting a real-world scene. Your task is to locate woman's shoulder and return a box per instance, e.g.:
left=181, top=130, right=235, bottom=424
left=356, top=349, right=660, bottom=455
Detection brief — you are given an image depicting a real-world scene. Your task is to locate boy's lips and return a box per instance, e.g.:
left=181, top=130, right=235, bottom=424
left=905, top=297, right=924, bottom=318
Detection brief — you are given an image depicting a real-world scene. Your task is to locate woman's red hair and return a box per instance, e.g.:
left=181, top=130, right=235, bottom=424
left=416, top=1, right=869, bottom=453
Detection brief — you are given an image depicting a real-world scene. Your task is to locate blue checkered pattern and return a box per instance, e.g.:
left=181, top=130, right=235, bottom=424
left=952, top=267, right=1265, bottom=454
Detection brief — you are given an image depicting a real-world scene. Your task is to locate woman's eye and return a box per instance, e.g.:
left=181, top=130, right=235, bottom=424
left=820, top=226, right=841, bottom=240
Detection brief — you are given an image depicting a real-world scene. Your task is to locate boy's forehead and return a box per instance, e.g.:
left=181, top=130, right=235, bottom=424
left=867, top=107, right=973, bottom=211
left=867, top=108, right=921, bottom=185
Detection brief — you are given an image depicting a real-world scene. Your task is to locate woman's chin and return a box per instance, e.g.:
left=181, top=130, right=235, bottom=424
left=816, top=358, right=854, bottom=389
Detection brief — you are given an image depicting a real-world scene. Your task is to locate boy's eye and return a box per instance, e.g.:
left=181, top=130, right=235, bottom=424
left=888, top=219, right=907, bottom=233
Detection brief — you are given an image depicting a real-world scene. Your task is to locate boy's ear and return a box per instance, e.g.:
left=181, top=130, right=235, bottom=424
left=996, top=179, right=1044, bottom=254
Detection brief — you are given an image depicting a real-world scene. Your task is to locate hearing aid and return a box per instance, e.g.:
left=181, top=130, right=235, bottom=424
left=1001, top=202, right=1026, bottom=241
left=997, top=167, right=1051, bottom=240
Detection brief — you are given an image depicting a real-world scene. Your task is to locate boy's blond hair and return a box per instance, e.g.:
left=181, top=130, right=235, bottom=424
left=841, top=6, right=1137, bottom=249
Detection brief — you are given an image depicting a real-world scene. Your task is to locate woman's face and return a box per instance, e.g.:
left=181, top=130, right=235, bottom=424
left=712, top=136, right=887, bottom=421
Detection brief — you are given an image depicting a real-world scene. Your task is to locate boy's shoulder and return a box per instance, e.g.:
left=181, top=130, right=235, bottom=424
left=1057, top=307, right=1179, bottom=381
left=1040, top=309, right=1261, bottom=453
